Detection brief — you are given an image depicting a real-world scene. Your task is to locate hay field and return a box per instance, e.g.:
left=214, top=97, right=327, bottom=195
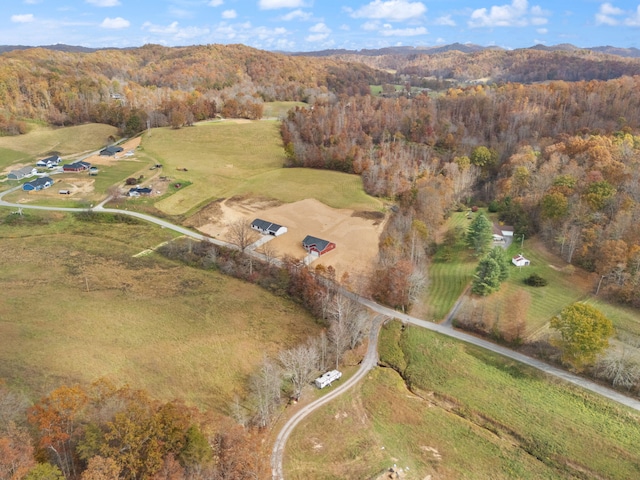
left=0, top=123, right=118, bottom=169
left=142, top=121, right=382, bottom=215
left=0, top=211, right=321, bottom=410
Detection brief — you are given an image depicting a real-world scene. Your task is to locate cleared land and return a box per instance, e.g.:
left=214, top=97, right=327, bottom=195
left=0, top=211, right=321, bottom=410
left=142, top=121, right=383, bottom=216
left=0, top=123, right=118, bottom=170
left=285, top=322, right=640, bottom=479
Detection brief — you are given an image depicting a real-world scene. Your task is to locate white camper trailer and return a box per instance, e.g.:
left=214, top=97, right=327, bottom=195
left=314, top=370, right=342, bottom=389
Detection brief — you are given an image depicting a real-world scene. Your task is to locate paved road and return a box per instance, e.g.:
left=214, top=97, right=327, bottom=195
left=270, top=315, right=385, bottom=480
left=4, top=184, right=640, bottom=478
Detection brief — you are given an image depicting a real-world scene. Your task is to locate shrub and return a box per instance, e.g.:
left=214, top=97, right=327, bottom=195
left=524, top=273, right=548, bottom=287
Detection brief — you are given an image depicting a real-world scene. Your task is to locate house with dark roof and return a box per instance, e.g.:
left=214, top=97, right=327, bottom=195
left=23, top=176, right=54, bottom=191
left=302, top=235, right=336, bottom=256
left=128, top=186, right=153, bottom=197
left=251, top=218, right=288, bottom=236
left=8, top=166, right=37, bottom=180
left=36, top=155, right=62, bottom=168
left=100, top=145, right=124, bottom=156
left=62, top=161, right=91, bottom=172
left=492, top=223, right=514, bottom=244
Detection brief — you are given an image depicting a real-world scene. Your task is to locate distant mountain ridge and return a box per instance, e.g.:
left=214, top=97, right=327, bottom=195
left=1, top=42, right=640, bottom=59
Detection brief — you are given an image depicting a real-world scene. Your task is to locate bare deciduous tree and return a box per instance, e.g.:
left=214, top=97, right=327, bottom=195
left=249, top=358, right=281, bottom=428
left=279, top=340, right=319, bottom=401
left=228, top=219, right=259, bottom=252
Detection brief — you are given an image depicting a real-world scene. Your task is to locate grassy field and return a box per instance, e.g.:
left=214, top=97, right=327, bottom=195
left=262, top=101, right=307, bottom=119
left=286, top=321, right=640, bottom=479
left=0, top=123, right=118, bottom=165
left=419, top=211, right=476, bottom=320
left=142, top=121, right=382, bottom=215
left=0, top=210, right=321, bottom=410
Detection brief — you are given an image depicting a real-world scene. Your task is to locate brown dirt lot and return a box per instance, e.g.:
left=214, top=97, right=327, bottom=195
left=196, top=197, right=386, bottom=281
left=83, top=137, right=142, bottom=166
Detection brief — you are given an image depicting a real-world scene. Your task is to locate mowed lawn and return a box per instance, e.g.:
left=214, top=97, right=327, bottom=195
left=286, top=322, right=640, bottom=479
left=0, top=211, right=321, bottom=410
left=142, top=121, right=382, bottom=215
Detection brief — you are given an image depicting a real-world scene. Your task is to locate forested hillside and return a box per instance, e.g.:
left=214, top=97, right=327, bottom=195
left=0, top=43, right=388, bottom=135
left=329, top=47, right=640, bottom=83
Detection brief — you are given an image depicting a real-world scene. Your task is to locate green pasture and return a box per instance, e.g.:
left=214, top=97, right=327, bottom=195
left=0, top=211, right=321, bottom=410
left=286, top=322, right=640, bottom=479
left=262, top=101, right=307, bottom=119
left=421, top=211, right=476, bottom=320
left=142, top=121, right=381, bottom=215
left=0, top=123, right=118, bottom=161
left=0, top=146, right=32, bottom=171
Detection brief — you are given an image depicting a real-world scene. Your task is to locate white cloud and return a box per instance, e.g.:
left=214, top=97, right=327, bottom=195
left=222, top=9, right=237, bottom=19
left=11, top=14, right=35, bottom=23
left=434, top=15, right=456, bottom=26
left=595, top=2, right=623, bottom=25
left=309, top=22, right=331, bottom=33
left=537, top=27, right=548, bottom=33
left=280, top=9, right=311, bottom=21
left=101, top=17, right=130, bottom=29
left=208, top=0, right=224, bottom=6
left=142, top=21, right=210, bottom=39
left=362, top=21, right=380, bottom=31
left=306, top=33, right=329, bottom=42
left=24, top=0, right=41, bottom=4
left=142, top=21, right=180, bottom=35
left=351, top=0, right=427, bottom=22
left=259, top=0, right=305, bottom=9
left=380, top=25, right=428, bottom=36
left=625, top=5, right=640, bottom=26
left=468, top=0, right=550, bottom=28
left=86, top=0, right=121, bottom=6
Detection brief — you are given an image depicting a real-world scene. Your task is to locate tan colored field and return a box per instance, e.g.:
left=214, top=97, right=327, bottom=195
left=83, top=137, right=142, bottom=166
left=196, top=197, right=386, bottom=281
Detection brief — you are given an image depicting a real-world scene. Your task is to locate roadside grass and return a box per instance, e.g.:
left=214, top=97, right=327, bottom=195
left=0, top=123, right=118, bottom=160
left=286, top=322, right=640, bottom=479
left=0, top=211, right=321, bottom=410
left=583, top=299, right=640, bottom=338
left=143, top=122, right=381, bottom=215
left=262, top=101, right=307, bottom=119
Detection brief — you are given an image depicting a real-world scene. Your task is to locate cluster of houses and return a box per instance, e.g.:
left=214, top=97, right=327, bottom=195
left=250, top=218, right=337, bottom=258
left=7, top=145, right=125, bottom=193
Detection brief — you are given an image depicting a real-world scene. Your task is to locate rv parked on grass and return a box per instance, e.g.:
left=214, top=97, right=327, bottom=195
left=314, top=370, right=342, bottom=389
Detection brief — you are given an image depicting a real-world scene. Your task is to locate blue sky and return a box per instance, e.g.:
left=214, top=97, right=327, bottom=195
left=3, top=0, right=640, bottom=51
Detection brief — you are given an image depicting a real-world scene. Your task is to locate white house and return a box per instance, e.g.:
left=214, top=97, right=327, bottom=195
left=512, top=254, right=530, bottom=267
left=36, top=155, right=62, bottom=168
left=250, top=218, right=288, bottom=236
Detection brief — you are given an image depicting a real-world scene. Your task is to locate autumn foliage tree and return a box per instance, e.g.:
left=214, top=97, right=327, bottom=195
left=550, top=303, right=614, bottom=370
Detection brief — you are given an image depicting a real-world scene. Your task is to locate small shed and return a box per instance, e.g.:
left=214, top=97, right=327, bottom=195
left=512, top=254, right=530, bottom=267
left=23, top=176, right=54, bottom=191
left=314, top=370, right=342, bottom=389
left=251, top=218, right=288, bottom=236
left=100, top=145, right=124, bottom=156
left=302, top=235, right=336, bottom=256
left=8, top=166, right=37, bottom=180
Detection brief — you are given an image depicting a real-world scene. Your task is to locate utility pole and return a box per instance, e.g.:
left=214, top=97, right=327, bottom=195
left=520, top=233, right=525, bottom=250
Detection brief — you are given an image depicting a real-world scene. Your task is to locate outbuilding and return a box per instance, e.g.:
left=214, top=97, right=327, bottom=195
left=251, top=218, right=288, bottom=236
left=23, top=176, right=54, bottom=191
left=100, top=145, right=124, bottom=156
left=8, top=166, right=37, bottom=180
left=302, top=235, right=336, bottom=256
left=512, top=254, right=530, bottom=267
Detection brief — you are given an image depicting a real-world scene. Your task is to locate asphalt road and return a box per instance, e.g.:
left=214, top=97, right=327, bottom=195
left=3, top=184, right=640, bottom=479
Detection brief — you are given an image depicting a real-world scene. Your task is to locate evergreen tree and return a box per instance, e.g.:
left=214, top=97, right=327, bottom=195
left=487, top=246, right=510, bottom=281
left=472, top=257, right=502, bottom=296
left=466, top=212, right=493, bottom=256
